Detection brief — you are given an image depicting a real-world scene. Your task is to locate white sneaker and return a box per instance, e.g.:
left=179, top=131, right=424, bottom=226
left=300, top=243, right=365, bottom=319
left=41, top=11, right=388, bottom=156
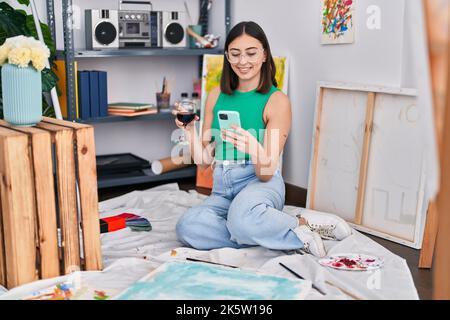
left=293, top=225, right=326, bottom=258
left=297, top=208, right=352, bottom=241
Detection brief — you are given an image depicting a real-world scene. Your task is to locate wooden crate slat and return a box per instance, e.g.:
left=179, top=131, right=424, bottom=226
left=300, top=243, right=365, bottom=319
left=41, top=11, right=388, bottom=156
left=0, top=127, right=37, bottom=287
left=75, top=127, right=102, bottom=270
left=32, top=133, right=60, bottom=279
left=28, top=130, right=60, bottom=278
left=0, top=120, right=60, bottom=279
left=36, top=122, right=81, bottom=274
left=42, top=118, right=102, bottom=270
left=42, top=117, right=90, bottom=129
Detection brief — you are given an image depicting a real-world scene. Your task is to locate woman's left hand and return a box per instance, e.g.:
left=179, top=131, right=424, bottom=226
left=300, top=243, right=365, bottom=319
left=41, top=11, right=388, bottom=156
left=221, top=125, right=262, bottom=159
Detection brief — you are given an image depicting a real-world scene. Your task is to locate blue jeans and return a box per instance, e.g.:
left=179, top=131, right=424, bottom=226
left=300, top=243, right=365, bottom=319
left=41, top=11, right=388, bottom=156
left=176, top=162, right=303, bottom=250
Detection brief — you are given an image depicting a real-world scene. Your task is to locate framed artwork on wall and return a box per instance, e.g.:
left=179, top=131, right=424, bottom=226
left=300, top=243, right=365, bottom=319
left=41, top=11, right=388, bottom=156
left=321, top=0, right=355, bottom=45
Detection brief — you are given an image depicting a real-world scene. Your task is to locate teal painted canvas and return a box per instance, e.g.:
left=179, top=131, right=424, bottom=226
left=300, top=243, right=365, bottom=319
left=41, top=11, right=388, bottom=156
left=115, top=261, right=311, bottom=300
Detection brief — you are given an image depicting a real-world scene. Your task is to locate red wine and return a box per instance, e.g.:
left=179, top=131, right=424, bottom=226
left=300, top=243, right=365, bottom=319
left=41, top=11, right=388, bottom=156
left=177, top=112, right=196, bottom=126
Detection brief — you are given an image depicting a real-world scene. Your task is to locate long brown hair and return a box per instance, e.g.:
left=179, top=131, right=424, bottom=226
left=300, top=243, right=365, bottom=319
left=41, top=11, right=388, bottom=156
left=220, top=21, right=277, bottom=95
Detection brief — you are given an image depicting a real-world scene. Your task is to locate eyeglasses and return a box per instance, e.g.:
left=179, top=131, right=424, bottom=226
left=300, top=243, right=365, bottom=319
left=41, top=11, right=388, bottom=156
left=225, top=48, right=265, bottom=64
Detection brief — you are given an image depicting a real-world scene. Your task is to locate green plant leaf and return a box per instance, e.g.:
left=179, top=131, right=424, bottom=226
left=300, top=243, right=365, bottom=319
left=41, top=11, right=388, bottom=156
left=17, top=0, right=30, bottom=6
left=0, top=28, right=7, bottom=45
left=0, top=3, right=27, bottom=41
left=0, top=2, right=15, bottom=11
left=41, top=68, right=58, bottom=92
left=24, top=15, right=56, bottom=56
left=42, top=93, right=55, bottom=118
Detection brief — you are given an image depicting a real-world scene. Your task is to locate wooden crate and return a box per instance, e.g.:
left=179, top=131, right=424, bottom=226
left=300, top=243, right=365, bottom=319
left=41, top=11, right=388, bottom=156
left=0, top=117, right=102, bottom=289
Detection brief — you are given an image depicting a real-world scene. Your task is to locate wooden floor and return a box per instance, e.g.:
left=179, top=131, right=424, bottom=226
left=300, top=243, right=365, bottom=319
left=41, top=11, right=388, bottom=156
left=98, top=177, right=433, bottom=300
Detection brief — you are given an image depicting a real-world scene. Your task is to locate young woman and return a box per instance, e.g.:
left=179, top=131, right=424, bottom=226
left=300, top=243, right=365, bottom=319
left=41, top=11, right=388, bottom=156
left=174, top=21, right=351, bottom=257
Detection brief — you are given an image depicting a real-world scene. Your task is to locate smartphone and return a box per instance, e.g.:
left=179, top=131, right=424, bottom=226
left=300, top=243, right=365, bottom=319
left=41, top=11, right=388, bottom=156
left=218, top=110, right=246, bottom=159
left=218, top=111, right=241, bottom=132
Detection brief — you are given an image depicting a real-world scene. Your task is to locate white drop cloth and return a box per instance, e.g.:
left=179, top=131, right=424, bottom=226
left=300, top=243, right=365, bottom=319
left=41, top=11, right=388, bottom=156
left=0, top=183, right=419, bottom=300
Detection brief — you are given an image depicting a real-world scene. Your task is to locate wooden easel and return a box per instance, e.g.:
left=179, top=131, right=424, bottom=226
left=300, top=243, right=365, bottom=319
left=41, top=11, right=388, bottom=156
left=418, top=0, right=450, bottom=269
left=426, top=0, right=450, bottom=298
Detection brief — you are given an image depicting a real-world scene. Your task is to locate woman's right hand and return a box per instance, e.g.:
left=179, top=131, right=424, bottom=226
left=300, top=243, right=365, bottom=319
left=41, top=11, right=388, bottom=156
left=172, top=102, right=199, bottom=130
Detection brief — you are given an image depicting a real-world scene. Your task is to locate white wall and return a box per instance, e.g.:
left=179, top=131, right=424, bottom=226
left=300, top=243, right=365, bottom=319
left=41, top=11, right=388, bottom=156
left=7, top=0, right=426, bottom=190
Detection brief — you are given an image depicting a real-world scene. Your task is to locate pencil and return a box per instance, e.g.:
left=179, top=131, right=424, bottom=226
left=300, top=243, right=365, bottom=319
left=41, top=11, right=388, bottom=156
left=186, top=257, right=239, bottom=269
left=278, top=262, right=326, bottom=295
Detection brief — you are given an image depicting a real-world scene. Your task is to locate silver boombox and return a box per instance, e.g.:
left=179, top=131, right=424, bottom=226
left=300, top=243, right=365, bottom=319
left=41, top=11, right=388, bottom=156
left=118, top=1, right=162, bottom=48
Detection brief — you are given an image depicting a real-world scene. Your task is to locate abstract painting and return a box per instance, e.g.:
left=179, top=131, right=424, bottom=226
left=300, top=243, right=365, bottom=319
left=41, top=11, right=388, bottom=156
left=115, top=261, right=311, bottom=300
left=321, top=0, right=355, bottom=44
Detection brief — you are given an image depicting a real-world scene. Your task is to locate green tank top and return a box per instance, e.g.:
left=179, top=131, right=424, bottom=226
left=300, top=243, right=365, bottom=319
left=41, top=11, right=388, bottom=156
left=211, top=85, right=279, bottom=160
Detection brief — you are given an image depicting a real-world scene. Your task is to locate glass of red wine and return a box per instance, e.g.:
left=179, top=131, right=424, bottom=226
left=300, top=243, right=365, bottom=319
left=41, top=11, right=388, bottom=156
left=177, top=107, right=196, bottom=127
left=175, top=99, right=197, bottom=144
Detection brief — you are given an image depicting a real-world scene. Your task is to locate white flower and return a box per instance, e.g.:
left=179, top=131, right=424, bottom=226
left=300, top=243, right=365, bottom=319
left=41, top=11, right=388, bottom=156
left=8, top=47, right=32, bottom=68
left=5, top=35, right=27, bottom=49
left=30, top=47, right=47, bottom=71
left=1, top=36, right=50, bottom=71
left=0, top=45, right=11, bottom=66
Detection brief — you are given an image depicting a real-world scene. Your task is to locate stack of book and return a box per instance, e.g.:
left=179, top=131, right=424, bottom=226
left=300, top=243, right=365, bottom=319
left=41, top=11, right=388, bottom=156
left=54, top=63, right=160, bottom=120
left=77, top=70, right=108, bottom=120
left=108, top=103, right=158, bottom=117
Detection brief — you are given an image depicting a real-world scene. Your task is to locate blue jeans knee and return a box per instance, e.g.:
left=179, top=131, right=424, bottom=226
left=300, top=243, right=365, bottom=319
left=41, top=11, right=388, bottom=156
left=226, top=202, right=269, bottom=245
left=176, top=208, right=200, bottom=246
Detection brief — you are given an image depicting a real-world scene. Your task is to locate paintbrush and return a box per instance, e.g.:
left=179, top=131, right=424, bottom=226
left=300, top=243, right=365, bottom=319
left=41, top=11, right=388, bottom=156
left=186, top=257, right=239, bottom=269
left=161, top=77, right=166, bottom=94
left=279, top=262, right=326, bottom=295
left=278, top=262, right=363, bottom=300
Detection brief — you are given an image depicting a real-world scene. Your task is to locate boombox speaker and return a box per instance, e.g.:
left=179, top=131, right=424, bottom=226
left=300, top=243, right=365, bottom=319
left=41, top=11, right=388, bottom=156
left=162, top=11, right=187, bottom=48
left=86, top=9, right=119, bottom=50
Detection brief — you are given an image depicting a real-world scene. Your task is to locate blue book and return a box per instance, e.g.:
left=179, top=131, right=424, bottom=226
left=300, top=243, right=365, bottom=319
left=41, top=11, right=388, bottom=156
left=98, top=71, right=108, bottom=117
left=77, top=71, right=90, bottom=120
left=88, top=71, right=100, bottom=118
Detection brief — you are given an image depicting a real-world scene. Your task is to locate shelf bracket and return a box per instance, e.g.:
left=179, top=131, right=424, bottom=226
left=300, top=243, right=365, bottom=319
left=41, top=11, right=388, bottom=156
left=46, top=0, right=56, bottom=44
left=225, top=0, right=231, bottom=35
left=62, top=0, right=77, bottom=121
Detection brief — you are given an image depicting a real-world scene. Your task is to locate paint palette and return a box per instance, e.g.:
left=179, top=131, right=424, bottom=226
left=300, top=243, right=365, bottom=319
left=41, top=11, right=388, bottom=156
left=319, top=254, right=384, bottom=271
